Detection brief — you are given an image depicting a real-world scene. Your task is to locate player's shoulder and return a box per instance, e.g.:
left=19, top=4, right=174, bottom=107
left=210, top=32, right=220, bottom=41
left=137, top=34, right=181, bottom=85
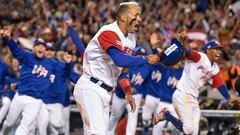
left=194, top=52, right=208, bottom=63
left=211, top=62, right=220, bottom=75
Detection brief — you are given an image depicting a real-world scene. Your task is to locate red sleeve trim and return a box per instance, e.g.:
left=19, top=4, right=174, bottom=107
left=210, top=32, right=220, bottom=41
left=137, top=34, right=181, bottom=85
left=119, top=78, right=132, bottom=93
left=97, top=30, right=122, bottom=52
left=212, top=72, right=225, bottom=88
left=185, top=50, right=201, bottom=62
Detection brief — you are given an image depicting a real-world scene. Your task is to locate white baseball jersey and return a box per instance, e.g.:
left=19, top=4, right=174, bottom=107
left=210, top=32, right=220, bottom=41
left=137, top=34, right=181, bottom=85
left=82, top=21, right=136, bottom=87
left=177, top=51, right=220, bottom=97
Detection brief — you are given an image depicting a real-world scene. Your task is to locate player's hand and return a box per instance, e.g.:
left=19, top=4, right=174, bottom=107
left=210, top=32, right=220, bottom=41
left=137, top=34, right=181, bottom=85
left=229, top=97, right=240, bottom=105
left=66, top=18, right=74, bottom=27
left=147, top=54, right=160, bottom=65
left=125, top=92, right=136, bottom=113
left=178, top=28, right=187, bottom=42
left=10, top=83, right=17, bottom=91
left=130, top=88, right=135, bottom=94
left=63, top=52, right=72, bottom=63
left=0, top=29, right=10, bottom=39
left=140, top=99, right=145, bottom=107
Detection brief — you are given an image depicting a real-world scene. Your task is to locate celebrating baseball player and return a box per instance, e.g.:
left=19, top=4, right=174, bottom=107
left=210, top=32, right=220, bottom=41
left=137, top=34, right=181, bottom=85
left=0, top=58, right=10, bottom=102
left=152, top=62, right=183, bottom=135
left=37, top=42, right=75, bottom=135
left=73, top=2, right=160, bottom=134
left=153, top=30, right=238, bottom=135
left=0, top=57, right=19, bottom=125
left=0, top=28, right=72, bottom=135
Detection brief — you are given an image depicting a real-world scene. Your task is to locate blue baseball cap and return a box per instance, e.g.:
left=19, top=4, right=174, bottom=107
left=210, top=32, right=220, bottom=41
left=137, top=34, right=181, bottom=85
left=134, top=45, right=146, bottom=55
left=46, top=42, right=56, bottom=50
left=203, top=40, right=221, bottom=52
left=33, top=38, right=46, bottom=47
left=160, top=38, right=185, bottom=67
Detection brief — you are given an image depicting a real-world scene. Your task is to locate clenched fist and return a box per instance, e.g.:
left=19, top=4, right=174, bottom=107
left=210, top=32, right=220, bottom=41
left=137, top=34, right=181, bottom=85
left=63, top=52, right=72, bottom=63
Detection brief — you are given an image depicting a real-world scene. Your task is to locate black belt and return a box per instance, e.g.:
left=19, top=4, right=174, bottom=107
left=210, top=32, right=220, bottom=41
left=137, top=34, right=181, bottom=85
left=90, top=77, right=114, bottom=92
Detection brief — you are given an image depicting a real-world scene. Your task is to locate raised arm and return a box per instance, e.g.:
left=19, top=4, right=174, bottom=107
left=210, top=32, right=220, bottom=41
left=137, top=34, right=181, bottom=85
left=66, top=19, right=85, bottom=56
left=0, top=29, right=28, bottom=62
left=178, top=29, right=201, bottom=62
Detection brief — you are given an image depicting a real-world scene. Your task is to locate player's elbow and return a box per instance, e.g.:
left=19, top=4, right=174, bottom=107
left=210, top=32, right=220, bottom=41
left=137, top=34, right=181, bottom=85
left=183, top=125, right=194, bottom=135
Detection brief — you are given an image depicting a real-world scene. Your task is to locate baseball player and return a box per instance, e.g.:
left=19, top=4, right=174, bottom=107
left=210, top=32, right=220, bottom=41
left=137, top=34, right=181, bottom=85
left=153, top=31, right=236, bottom=135
left=44, top=20, right=85, bottom=135
left=0, top=58, right=19, bottom=125
left=152, top=62, right=183, bottom=135
left=141, top=63, right=164, bottom=135
left=37, top=42, right=77, bottom=135
left=0, top=29, right=72, bottom=135
left=107, top=47, right=150, bottom=135
left=0, top=59, right=10, bottom=101
left=73, top=2, right=160, bottom=134
left=141, top=36, right=185, bottom=135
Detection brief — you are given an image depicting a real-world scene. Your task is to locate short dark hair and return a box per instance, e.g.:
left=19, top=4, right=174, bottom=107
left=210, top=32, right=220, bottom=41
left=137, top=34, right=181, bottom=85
left=116, top=2, right=139, bottom=20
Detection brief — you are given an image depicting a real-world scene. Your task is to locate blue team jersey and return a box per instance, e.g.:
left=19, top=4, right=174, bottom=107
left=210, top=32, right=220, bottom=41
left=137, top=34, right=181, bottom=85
left=61, top=71, right=80, bottom=107
left=145, top=64, right=166, bottom=98
left=6, top=39, right=65, bottom=99
left=4, top=75, right=18, bottom=100
left=115, top=64, right=150, bottom=99
left=42, top=59, right=80, bottom=105
left=158, top=67, right=183, bottom=103
left=0, top=60, right=10, bottom=97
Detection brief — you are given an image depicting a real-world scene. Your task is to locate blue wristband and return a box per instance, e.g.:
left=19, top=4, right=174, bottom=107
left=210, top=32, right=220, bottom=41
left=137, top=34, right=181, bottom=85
left=218, top=85, right=230, bottom=99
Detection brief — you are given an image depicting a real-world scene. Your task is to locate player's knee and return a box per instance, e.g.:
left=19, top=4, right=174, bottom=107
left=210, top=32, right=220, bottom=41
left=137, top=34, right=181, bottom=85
left=51, top=119, right=65, bottom=129
left=183, top=125, right=194, bottom=135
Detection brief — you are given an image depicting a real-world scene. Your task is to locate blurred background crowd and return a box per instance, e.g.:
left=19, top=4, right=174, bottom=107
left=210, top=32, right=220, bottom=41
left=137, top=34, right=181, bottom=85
left=0, top=0, right=240, bottom=134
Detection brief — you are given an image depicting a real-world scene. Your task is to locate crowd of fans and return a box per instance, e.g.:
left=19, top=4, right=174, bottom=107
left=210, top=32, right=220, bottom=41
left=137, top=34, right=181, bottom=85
left=0, top=0, right=240, bottom=133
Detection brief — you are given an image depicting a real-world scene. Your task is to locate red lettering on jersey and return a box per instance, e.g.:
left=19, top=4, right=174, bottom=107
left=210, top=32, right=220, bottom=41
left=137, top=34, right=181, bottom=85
left=123, top=47, right=134, bottom=56
left=197, top=65, right=213, bottom=80
left=212, top=72, right=224, bottom=88
left=186, top=50, right=201, bottom=62
left=97, top=31, right=122, bottom=52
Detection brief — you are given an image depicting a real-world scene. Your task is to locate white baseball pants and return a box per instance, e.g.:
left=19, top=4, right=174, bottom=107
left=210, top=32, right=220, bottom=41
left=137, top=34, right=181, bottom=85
left=142, top=95, right=160, bottom=126
left=0, top=97, right=11, bottom=124
left=153, top=101, right=178, bottom=135
left=107, top=93, right=142, bottom=135
left=3, top=93, right=42, bottom=135
left=73, top=74, right=111, bottom=135
left=172, top=90, right=200, bottom=135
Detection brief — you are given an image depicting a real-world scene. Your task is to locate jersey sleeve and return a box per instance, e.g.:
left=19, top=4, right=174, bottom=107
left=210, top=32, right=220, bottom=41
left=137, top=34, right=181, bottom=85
left=185, top=50, right=201, bottom=62
left=67, top=26, right=85, bottom=56
left=211, top=72, right=225, bottom=88
left=6, top=39, right=30, bottom=62
left=97, top=30, right=122, bottom=52
left=69, top=71, right=80, bottom=84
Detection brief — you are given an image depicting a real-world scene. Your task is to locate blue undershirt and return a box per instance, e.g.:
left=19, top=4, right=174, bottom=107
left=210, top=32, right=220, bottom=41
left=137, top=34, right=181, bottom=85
left=107, top=47, right=147, bottom=67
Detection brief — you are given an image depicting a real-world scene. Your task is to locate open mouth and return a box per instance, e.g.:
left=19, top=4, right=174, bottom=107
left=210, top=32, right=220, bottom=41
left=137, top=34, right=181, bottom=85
left=38, top=50, right=44, bottom=55
left=134, top=23, right=140, bottom=29
left=215, top=54, right=220, bottom=59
